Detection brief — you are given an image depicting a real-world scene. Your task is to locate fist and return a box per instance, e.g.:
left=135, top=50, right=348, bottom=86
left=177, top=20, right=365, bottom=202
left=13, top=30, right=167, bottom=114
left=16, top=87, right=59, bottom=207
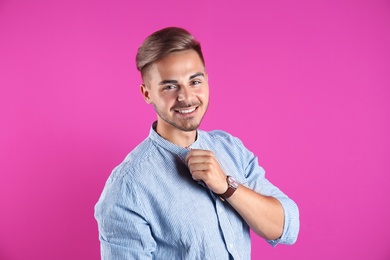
left=185, top=149, right=228, bottom=194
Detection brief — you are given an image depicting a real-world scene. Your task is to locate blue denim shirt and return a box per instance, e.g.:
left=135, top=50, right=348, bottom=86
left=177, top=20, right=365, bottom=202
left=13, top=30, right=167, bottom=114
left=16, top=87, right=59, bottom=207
left=95, top=123, right=299, bottom=259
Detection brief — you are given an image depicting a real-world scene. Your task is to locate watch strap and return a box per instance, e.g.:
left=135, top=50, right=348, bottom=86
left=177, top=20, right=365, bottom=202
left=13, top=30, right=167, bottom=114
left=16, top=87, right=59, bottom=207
left=218, top=176, right=238, bottom=201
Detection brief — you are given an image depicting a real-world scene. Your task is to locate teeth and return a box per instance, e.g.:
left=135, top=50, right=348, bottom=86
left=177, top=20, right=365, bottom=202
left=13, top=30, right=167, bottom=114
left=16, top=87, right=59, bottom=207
left=177, top=107, right=196, bottom=114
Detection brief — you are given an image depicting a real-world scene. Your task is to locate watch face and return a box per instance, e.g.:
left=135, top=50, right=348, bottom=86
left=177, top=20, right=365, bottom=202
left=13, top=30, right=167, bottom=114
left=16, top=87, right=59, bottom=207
left=227, top=176, right=239, bottom=189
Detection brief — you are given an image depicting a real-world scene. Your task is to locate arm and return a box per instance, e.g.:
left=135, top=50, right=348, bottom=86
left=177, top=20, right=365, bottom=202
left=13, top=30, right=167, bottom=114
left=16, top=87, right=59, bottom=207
left=94, top=177, right=156, bottom=259
left=226, top=183, right=284, bottom=240
left=186, top=148, right=299, bottom=244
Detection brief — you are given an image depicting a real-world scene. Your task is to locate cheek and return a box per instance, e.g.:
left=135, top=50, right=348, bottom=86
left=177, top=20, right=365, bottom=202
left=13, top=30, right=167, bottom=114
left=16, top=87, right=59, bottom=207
left=155, top=93, right=177, bottom=106
left=197, top=88, right=209, bottom=100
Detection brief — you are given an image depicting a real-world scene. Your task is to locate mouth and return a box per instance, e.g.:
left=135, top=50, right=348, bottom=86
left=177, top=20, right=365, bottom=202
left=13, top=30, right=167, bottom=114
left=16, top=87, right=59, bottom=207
left=175, top=107, right=197, bottom=114
left=174, top=106, right=198, bottom=115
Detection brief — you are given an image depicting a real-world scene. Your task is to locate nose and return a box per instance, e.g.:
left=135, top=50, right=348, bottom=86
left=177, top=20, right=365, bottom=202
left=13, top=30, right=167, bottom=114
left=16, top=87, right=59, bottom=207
left=177, top=86, right=192, bottom=102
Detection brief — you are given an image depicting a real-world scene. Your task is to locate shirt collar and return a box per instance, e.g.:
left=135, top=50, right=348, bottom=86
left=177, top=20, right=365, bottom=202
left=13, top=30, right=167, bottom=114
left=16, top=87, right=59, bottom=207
left=148, top=121, right=202, bottom=157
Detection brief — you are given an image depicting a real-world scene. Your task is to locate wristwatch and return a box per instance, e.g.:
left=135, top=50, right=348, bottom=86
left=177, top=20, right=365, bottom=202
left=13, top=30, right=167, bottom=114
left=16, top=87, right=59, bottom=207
left=218, top=175, right=239, bottom=201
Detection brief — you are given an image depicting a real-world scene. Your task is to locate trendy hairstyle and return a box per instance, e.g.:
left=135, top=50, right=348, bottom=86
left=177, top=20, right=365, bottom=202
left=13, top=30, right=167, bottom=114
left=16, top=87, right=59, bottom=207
left=136, top=27, right=205, bottom=77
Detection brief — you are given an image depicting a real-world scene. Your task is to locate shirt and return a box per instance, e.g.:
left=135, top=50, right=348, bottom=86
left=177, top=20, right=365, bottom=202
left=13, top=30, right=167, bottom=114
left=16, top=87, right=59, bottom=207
left=94, top=123, right=299, bottom=259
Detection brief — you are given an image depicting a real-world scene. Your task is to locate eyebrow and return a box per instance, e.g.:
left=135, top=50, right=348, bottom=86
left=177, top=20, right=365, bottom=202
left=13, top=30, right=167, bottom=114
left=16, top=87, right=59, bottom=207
left=158, top=72, right=205, bottom=85
left=189, top=72, right=205, bottom=80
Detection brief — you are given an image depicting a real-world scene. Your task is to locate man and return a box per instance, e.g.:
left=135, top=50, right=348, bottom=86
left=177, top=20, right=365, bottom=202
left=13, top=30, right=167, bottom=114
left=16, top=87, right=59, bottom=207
left=95, top=27, right=299, bottom=259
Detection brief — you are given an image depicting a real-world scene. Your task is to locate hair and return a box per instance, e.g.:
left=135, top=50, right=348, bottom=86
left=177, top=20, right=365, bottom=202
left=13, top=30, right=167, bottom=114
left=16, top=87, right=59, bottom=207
left=136, top=27, right=205, bottom=77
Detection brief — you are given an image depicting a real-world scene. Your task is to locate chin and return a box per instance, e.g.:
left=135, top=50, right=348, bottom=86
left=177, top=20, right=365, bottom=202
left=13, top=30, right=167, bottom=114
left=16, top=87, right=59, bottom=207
left=174, top=122, right=200, bottom=132
left=166, top=118, right=201, bottom=132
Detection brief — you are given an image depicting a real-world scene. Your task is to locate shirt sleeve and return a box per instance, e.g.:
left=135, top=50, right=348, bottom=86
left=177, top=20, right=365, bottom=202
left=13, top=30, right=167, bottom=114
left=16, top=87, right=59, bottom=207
left=94, top=175, right=156, bottom=259
left=233, top=136, right=300, bottom=246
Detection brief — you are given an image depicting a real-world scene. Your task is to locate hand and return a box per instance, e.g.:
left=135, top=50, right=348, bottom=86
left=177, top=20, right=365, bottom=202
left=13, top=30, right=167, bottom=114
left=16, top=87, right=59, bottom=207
left=185, top=149, right=228, bottom=194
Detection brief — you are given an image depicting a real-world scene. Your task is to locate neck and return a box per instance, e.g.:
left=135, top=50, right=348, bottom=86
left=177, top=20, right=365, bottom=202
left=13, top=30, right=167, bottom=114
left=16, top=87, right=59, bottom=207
left=155, top=121, right=197, bottom=148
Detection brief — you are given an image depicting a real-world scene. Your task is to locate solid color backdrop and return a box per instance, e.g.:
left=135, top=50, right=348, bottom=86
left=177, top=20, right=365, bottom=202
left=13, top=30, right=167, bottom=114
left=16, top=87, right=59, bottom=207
left=1, top=0, right=389, bottom=259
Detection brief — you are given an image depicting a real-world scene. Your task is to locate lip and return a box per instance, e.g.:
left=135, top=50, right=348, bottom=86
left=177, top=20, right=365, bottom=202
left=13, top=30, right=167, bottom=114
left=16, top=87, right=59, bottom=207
left=173, top=106, right=199, bottom=116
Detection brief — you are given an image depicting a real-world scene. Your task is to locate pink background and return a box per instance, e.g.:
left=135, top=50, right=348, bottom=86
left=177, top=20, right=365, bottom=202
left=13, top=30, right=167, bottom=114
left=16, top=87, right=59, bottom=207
left=1, top=0, right=389, bottom=259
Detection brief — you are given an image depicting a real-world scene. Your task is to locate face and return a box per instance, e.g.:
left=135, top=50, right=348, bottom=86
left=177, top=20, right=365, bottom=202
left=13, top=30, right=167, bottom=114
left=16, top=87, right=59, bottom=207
left=141, top=50, right=209, bottom=134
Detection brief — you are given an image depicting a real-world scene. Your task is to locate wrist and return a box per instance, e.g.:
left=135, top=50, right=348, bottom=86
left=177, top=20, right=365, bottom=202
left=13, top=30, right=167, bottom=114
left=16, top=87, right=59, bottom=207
left=216, top=175, right=238, bottom=201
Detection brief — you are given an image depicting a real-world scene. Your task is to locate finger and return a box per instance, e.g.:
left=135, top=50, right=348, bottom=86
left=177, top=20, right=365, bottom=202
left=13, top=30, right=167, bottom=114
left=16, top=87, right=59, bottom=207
left=188, top=149, right=213, bottom=157
left=187, top=156, right=213, bottom=167
left=186, top=149, right=213, bottom=160
left=190, top=169, right=215, bottom=181
left=186, top=150, right=214, bottom=165
left=188, top=162, right=213, bottom=173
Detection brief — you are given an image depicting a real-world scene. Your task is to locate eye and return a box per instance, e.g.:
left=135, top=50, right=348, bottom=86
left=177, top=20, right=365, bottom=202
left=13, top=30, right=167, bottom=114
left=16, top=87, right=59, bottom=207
left=191, top=80, right=201, bottom=86
left=163, top=85, right=177, bottom=91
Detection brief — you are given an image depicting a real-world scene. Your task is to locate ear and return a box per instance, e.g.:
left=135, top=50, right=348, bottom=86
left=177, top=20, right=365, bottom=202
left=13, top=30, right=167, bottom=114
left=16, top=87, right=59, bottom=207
left=140, top=84, right=152, bottom=104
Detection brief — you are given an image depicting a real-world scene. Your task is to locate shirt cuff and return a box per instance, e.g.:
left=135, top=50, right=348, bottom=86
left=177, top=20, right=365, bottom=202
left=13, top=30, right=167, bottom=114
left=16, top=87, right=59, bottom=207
left=266, top=196, right=299, bottom=247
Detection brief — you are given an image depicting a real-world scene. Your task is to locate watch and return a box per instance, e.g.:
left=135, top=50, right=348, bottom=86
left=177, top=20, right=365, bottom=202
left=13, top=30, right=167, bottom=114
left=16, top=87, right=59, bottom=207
left=218, top=175, right=238, bottom=201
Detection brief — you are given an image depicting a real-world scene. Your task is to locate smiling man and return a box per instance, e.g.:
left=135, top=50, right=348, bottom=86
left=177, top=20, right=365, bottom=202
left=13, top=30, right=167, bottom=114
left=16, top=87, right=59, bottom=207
left=141, top=49, right=209, bottom=146
left=95, top=27, right=299, bottom=259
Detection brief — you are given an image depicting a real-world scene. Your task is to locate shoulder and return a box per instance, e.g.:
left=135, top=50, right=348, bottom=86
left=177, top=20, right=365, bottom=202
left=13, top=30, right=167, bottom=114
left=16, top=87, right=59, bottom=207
left=108, top=137, right=157, bottom=183
left=201, top=129, right=245, bottom=149
left=200, top=129, right=257, bottom=164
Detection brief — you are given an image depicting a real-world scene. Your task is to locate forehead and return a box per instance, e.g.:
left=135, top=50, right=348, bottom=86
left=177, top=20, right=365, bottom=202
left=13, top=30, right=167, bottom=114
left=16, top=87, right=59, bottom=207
left=143, top=50, right=205, bottom=84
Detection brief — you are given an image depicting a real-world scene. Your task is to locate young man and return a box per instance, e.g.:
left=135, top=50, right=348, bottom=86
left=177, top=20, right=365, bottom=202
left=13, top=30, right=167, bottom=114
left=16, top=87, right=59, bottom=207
left=95, top=27, right=299, bottom=259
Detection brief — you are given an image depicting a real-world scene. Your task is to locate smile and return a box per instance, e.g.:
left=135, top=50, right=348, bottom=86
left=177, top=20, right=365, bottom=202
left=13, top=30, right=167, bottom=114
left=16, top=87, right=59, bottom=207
left=175, top=107, right=197, bottom=114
